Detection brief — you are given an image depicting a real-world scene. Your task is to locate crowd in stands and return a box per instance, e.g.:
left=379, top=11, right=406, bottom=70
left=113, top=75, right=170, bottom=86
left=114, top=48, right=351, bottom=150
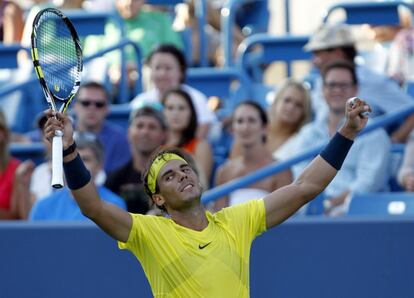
left=1, top=0, right=414, bottom=220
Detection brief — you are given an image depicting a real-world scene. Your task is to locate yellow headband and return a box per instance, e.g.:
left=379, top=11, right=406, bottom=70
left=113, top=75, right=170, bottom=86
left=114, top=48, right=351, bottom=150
left=148, top=153, right=187, bottom=194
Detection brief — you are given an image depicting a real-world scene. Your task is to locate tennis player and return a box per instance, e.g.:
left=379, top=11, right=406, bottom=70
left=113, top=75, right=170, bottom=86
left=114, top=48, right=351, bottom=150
left=42, top=97, right=371, bottom=297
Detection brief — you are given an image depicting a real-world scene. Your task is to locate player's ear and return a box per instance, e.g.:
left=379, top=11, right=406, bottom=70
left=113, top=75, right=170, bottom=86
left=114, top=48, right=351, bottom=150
left=152, top=194, right=165, bottom=209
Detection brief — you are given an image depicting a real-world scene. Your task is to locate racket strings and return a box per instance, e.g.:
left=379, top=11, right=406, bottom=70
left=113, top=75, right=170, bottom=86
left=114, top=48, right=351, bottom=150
left=36, top=11, right=80, bottom=100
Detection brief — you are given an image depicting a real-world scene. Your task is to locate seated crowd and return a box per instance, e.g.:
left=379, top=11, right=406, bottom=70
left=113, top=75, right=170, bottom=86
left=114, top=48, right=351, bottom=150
left=1, top=1, right=414, bottom=221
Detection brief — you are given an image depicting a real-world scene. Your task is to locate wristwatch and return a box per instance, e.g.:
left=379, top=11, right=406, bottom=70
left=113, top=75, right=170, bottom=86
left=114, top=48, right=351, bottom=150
left=63, top=141, right=77, bottom=157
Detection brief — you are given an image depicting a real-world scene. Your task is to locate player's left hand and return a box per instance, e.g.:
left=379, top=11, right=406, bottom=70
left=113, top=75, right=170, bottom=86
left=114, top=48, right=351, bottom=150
left=340, top=97, right=371, bottom=139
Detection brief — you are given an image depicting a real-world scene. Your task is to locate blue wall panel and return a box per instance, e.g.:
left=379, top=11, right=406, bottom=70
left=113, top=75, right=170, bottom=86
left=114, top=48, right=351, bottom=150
left=1, top=218, right=414, bottom=298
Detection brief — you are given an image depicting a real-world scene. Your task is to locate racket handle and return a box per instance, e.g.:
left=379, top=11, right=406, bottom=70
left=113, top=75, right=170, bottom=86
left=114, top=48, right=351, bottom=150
left=51, top=132, right=64, bottom=188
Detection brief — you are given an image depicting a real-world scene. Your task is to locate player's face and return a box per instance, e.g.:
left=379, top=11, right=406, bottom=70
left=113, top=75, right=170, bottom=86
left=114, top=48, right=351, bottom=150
left=149, top=53, right=182, bottom=94
left=155, top=159, right=202, bottom=210
left=75, top=87, right=108, bottom=130
left=323, top=68, right=357, bottom=115
left=128, top=116, right=166, bottom=155
left=273, top=86, right=306, bottom=126
left=232, top=104, right=266, bottom=147
left=163, top=93, right=191, bottom=132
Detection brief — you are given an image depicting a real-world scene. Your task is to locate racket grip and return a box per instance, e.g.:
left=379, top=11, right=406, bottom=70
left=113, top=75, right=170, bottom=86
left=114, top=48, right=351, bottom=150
left=51, top=133, right=64, bottom=188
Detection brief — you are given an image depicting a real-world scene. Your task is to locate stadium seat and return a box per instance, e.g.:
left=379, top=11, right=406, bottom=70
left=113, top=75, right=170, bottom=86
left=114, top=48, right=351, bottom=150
left=405, top=80, right=414, bottom=98
left=186, top=67, right=250, bottom=98
left=237, top=33, right=310, bottom=83
left=10, top=142, right=46, bottom=165
left=107, top=103, right=131, bottom=130
left=63, top=10, right=113, bottom=37
left=186, top=67, right=252, bottom=115
left=0, top=44, right=24, bottom=69
left=323, top=1, right=414, bottom=26
left=348, top=192, right=414, bottom=216
left=221, top=0, right=270, bottom=66
left=235, top=0, right=269, bottom=36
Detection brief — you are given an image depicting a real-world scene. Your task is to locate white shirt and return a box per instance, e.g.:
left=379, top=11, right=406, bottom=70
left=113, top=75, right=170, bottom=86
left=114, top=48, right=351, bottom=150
left=272, top=134, right=300, bottom=161
left=30, top=162, right=52, bottom=201
left=30, top=162, right=106, bottom=201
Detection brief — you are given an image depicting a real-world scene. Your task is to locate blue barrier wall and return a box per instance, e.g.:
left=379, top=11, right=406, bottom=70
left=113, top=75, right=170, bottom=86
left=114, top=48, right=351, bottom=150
left=1, top=217, right=414, bottom=298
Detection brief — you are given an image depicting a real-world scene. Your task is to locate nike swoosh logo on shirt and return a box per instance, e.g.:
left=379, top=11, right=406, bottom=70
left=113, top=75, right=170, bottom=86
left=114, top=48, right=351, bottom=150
left=198, top=242, right=212, bottom=249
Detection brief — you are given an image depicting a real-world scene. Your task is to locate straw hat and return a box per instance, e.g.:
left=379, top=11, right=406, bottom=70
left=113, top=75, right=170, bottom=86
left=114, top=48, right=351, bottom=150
left=304, top=23, right=355, bottom=52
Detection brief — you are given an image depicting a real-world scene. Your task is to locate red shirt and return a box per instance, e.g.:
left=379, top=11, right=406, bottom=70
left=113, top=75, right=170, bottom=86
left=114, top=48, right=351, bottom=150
left=182, top=138, right=198, bottom=154
left=0, top=158, right=20, bottom=210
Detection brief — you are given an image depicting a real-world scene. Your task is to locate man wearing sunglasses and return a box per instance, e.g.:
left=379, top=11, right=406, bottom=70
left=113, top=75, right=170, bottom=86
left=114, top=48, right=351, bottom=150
left=73, top=82, right=131, bottom=174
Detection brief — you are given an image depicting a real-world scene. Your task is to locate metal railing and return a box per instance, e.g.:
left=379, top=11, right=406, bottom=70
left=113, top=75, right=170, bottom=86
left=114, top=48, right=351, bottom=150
left=202, top=103, right=414, bottom=203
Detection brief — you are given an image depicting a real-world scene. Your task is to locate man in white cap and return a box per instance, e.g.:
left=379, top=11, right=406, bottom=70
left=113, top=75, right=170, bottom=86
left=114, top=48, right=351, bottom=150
left=304, top=23, right=414, bottom=143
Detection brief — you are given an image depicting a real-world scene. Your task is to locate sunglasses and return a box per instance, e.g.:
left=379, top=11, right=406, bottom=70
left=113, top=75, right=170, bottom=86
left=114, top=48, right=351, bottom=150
left=78, top=100, right=107, bottom=108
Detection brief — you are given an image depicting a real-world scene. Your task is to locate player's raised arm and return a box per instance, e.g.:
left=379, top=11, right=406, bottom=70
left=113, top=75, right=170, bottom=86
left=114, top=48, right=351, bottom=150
left=43, top=110, right=132, bottom=242
left=263, top=97, right=371, bottom=229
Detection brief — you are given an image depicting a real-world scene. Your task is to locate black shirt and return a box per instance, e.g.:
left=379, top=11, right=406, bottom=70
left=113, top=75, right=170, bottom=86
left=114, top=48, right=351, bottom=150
left=105, top=160, right=150, bottom=214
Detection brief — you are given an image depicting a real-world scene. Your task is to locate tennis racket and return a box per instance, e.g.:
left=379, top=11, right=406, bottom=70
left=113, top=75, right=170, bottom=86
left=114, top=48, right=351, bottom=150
left=31, top=8, right=83, bottom=188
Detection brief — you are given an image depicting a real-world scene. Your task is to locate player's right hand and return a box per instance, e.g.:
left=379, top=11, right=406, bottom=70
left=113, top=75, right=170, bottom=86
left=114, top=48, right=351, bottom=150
left=43, top=109, right=74, bottom=150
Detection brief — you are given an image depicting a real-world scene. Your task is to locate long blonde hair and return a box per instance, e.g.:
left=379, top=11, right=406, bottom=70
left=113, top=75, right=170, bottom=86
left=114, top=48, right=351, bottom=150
left=0, top=109, right=10, bottom=170
left=269, top=79, right=312, bottom=134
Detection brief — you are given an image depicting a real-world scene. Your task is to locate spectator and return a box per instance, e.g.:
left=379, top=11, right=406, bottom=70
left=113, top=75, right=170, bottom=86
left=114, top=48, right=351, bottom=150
left=83, top=0, right=183, bottom=94
left=398, top=129, right=414, bottom=191
left=12, top=114, right=51, bottom=216
left=267, top=79, right=312, bottom=161
left=304, top=23, right=414, bottom=143
left=387, top=27, right=414, bottom=87
left=29, top=131, right=126, bottom=220
left=293, top=60, right=391, bottom=216
left=130, top=44, right=217, bottom=139
left=214, top=101, right=292, bottom=211
left=161, top=88, right=213, bottom=188
left=21, top=1, right=54, bottom=49
left=0, top=0, right=24, bottom=43
left=105, top=105, right=167, bottom=214
left=73, top=81, right=131, bottom=174
left=60, top=0, right=84, bottom=9
left=0, top=109, right=21, bottom=219
left=13, top=115, right=108, bottom=215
